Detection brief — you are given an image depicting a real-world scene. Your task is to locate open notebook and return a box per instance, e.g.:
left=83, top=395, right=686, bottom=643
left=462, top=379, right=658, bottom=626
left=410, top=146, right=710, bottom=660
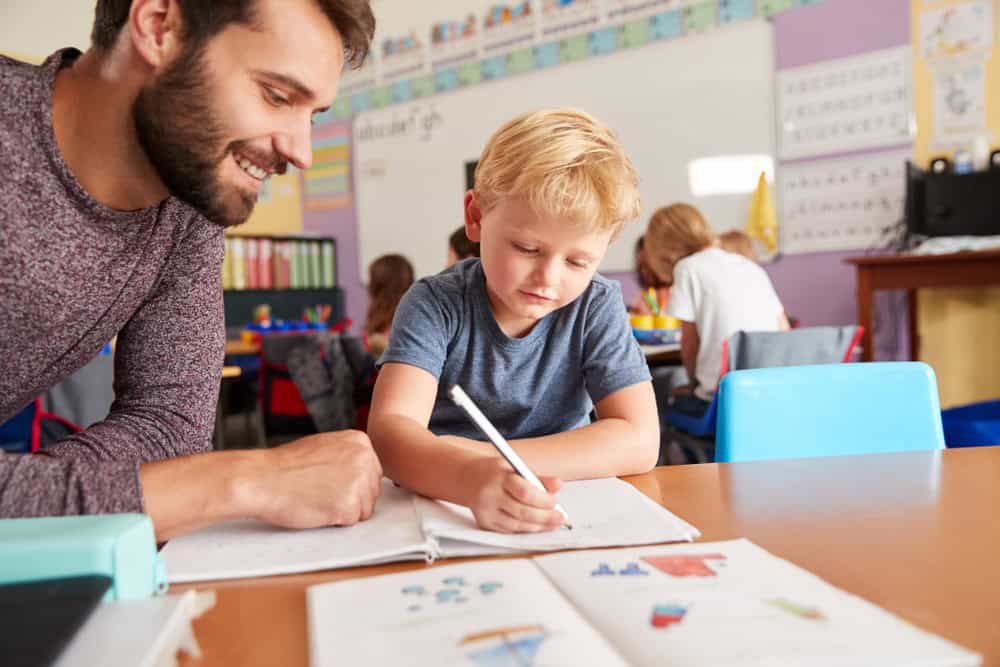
left=307, top=539, right=981, bottom=667
left=162, top=477, right=699, bottom=583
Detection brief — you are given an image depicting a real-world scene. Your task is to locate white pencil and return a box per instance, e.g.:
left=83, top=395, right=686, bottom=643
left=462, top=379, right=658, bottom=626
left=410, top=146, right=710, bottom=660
left=448, top=384, right=572, bottom=530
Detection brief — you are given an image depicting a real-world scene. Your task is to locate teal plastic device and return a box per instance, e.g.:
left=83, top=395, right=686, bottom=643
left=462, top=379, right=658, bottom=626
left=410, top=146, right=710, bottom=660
left=0, top=513, right=168, bottom=601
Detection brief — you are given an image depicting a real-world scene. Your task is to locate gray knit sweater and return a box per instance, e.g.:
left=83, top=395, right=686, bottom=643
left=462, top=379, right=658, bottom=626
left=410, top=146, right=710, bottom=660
left=0, top=50, right=225, bottom=517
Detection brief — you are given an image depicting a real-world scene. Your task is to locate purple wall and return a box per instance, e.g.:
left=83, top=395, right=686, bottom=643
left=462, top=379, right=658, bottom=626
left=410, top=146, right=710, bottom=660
left=774, top=0, right=911, bottom=69
left=767, top=0, right=912, bottom=360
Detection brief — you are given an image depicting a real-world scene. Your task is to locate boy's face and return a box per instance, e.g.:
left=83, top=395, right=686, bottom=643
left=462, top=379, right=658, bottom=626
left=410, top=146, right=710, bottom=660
left=465, top=192, right=614, bottom=337
left=133, top=0, right=343, bottom=227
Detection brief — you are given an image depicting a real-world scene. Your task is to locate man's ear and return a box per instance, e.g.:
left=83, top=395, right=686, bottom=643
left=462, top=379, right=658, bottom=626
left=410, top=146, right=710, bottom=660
left=128, top=0, right=185, bottom=70
left=464, top=190, right=483, bottom=242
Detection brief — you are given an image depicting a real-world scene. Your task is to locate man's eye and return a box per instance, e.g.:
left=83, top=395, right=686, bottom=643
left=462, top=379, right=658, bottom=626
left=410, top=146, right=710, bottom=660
left=264, top=87, right=289, bottom=106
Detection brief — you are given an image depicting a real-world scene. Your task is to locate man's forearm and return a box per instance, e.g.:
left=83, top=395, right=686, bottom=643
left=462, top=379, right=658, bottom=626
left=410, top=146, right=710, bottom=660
left=139, top=450, right=259, bottom=542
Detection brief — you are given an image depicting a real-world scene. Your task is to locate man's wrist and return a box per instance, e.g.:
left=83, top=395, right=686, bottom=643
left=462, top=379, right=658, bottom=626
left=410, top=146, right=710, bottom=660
left=224, top=450, right=267, bottom=523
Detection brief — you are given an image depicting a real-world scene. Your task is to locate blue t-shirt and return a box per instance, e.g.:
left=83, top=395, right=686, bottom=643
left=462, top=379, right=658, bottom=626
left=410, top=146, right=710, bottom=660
left=379, top=259, right=651, bottom=440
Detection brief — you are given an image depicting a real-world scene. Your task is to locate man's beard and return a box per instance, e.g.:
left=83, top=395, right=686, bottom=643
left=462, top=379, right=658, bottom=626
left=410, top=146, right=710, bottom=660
left=133, top=44, right=277, bottom=227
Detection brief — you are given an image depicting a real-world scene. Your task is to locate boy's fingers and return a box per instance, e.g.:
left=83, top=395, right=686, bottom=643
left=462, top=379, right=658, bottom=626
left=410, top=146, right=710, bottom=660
left=502, top=474, right=556, bottom=508
left=539, top=475, right=563, bottom=494
left=495, top=508, right=556, bottom=534
left=502, top=498, right=561, bottom=527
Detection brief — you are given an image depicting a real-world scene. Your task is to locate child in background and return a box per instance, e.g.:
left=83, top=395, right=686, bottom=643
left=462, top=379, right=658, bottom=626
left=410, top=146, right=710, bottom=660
left=718, top=230, right=759, bottom=263
left=628, top=236, right=670, bottom=315
left=644, top=204, right=788, bottom=417
left=447, top=226, right=480, bottom=266
left=364, top=254, right=415, bottom=358
left=369, top=108, right=659, bottom=533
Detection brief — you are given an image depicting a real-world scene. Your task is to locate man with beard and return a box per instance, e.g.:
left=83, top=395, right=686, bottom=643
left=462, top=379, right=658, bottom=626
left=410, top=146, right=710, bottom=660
left=0, top=0, right=383, bottom=540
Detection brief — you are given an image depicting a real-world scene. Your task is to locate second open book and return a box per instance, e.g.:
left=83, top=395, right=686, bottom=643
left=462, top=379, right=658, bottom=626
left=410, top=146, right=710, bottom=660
left=162, top=478, right=699, bottom=583
left=307, top=540, right=981, bottom=666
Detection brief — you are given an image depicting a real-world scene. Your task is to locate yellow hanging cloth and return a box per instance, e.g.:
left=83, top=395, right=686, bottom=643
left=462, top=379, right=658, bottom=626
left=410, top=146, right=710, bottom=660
left=745, top=171, right=778, bottom=254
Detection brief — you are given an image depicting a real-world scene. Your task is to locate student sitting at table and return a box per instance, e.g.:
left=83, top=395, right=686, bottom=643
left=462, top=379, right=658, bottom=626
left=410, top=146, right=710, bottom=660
left=644, top=204, right=789, bottom=417
left=718, top=229, right=759, bottom=263
left=368, top=108, right=659, bottom=533
left=628, top=235, right=670, bottom=315
left=446, top=225, right=480, bottom=267
left=364, top=254, right=415, bottom=358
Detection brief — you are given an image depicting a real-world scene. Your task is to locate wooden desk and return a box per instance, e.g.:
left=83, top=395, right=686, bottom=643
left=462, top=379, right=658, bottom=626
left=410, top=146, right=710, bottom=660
left=176, top=447, right=1000, bottom=666
left=845, top=249, right=1000, bottom=362
left=641, top=342, right=681, bottom=366
left=224, top=339, right=260, bottom=356
left=214, top=366, right=243, bottom=450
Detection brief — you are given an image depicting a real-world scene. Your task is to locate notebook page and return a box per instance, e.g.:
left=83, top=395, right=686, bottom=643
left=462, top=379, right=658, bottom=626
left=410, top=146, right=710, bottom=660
left=533, top=540, right=982, bottom=667
left=307, top=559, right=628, bottom=666
left=414, top=477, right=700, bottom=555
left=162, top=480, right=429, bottom=583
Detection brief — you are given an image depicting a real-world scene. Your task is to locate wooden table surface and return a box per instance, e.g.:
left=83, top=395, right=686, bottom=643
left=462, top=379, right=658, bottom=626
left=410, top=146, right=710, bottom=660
left=223, top=339, right=260, bottom=356
left=176, top=446, right=1000, bottom=666
left=845, top=249, right=1000, bottom=361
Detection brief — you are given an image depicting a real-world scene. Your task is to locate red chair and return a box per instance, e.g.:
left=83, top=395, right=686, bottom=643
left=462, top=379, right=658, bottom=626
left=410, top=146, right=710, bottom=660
left=0, top=398, right=82, bottom=453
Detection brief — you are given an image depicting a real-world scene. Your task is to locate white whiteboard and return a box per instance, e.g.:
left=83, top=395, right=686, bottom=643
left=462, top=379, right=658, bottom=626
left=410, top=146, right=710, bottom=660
left=355, top=19, right=775, bottom=280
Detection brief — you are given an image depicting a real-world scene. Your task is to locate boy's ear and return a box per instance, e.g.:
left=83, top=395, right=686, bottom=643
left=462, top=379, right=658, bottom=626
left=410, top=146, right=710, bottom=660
left=128, top=0, right=185, bottom=70
left=463, top=190, right=483, bottom=242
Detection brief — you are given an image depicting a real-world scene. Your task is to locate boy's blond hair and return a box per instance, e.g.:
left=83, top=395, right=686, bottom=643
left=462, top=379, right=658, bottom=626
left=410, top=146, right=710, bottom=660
left=645, top=203, right=716, bottom=283
left=473, top=108, right=641, bottom=232
left=718, top=230, right=758, bottom=263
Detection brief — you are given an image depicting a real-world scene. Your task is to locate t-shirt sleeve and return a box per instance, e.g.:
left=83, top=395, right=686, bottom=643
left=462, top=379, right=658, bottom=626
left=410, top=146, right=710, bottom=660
left=666, top=260, right=697, bottom=322
left=45, top=219, right=225, bottom=466
left=582, top=281, right=653, bottom=404
left=377, top=280, right=455, bottom=379
left=0, top=452, right=144, bottom=518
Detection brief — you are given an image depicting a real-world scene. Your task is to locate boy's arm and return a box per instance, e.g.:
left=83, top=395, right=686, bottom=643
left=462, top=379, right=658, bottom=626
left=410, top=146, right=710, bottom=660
left=367, top=362, right=484, bottom=505
left=368, top=363, right=564, bottom=533
left=509, top=381, right=659, bottom=479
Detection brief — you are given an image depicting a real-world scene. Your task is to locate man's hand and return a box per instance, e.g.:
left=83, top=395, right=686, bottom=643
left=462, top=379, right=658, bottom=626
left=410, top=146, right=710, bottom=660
left=140, top=430, right=383, bottom=541
left=243, top=430, right=383, bottom=529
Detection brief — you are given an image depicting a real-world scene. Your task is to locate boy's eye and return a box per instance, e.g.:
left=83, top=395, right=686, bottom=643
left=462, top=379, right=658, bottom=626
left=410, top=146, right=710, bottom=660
left=568, top=259, right=590, bottom=269
left=513, top=243, right=537, bottom=254
left=263, top=87, right=289, bottom=107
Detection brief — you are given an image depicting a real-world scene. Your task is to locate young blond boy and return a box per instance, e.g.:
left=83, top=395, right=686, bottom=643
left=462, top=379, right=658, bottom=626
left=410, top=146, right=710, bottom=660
left=368, top=108, right=659, bottom=533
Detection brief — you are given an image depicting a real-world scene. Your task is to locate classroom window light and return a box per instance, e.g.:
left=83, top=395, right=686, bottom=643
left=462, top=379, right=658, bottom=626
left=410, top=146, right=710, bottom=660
left=688, top=155, right=775, bottom=196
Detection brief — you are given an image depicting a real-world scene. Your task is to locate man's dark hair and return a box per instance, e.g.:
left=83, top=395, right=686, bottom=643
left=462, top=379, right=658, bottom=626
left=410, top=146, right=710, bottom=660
left=91, top=0, right=375, bottom=67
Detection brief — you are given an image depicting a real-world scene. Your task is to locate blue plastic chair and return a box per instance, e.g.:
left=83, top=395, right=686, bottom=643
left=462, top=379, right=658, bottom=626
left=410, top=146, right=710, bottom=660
left=715, top=362, right=945, bottom=462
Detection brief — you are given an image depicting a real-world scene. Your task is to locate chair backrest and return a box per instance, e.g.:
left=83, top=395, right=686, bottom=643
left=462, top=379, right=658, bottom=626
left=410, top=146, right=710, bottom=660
left=259, top=333, right=318, bottom=435
left=722, top=325, right=862, bottom=376
left=716, top=362, right=945, bottom=462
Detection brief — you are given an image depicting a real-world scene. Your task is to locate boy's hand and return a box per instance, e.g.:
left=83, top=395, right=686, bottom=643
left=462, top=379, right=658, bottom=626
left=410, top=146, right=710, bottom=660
left=462, top=458, right=566, bottom=533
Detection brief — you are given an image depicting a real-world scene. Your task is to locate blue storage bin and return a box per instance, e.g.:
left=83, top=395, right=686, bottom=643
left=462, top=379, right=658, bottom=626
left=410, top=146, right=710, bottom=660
left=632, top=327, right=680, bottom=345
left=941, top=399, right=1000, bottom=448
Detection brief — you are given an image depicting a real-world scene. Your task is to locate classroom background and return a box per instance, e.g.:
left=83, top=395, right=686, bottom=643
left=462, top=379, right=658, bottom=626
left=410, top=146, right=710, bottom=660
left=3, top=0, right=999, bottom=412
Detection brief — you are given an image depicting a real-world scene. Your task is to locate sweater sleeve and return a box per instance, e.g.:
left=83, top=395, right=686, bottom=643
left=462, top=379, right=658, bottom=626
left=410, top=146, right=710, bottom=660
left=45, top=218, right=225, bottom=466
left=0, top=452, right=144, bottom=517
